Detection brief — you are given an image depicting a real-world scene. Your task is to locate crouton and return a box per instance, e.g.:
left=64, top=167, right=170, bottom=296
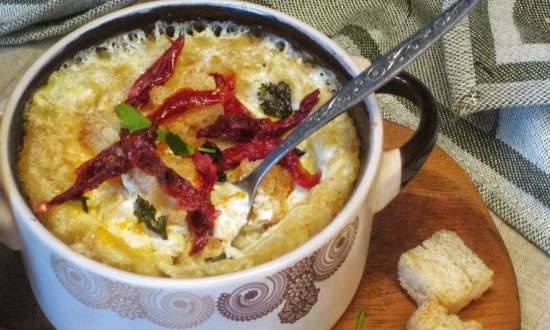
left=407, top=300, right=483, bottom=330
left=398, top=230, right=493, bottom=313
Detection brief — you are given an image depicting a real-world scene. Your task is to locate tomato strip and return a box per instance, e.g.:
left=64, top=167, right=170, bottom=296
left=197, top=89, right=320, bottom=142
left=280, top=151, right=321, bottom=188
left=220, top=138, right=281, bottom=170
left=148, top=88, right=225, bottom=124
left=197, top=113, right=260, bottom=142
left=42, top=142, right=131, bottom=209
left=126, top=37, right=185, bottom=108
left=147, top=73, right=237, bottom=124
left=220, top=137, right=321, bottom=189
left=192, top=152, right=218, bottom=194
left=211, top=73, right=249, bottom=115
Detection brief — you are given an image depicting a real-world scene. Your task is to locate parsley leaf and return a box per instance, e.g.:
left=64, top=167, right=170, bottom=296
left=198, top=141, right=223, bottom=163
left=258, top=81, right=292, bottom=118
left=133, top=195, right=168, bottom=239
left=198, top=146, right=216, bottom=153
left=156, top=128, right=168, bottom=142
left=165, top=132, right=194, bottom=156
left=156, top=128, right=194, bottom=157
left=115, top=103, right=151, bottom=132
left=355, top=307, right=366, bottom=330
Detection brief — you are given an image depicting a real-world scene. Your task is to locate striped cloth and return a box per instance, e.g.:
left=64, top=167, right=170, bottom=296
left=0, top=0, right=548, bottom=254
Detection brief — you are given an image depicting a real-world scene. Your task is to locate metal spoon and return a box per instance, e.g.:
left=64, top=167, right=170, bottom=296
left=235, top=0, right=479, bottom=208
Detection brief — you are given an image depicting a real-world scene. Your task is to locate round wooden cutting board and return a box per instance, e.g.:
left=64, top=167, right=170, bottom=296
left=334, top=121, right=521, bottom=329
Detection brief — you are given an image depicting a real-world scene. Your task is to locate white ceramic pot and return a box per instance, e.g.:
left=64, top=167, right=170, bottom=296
left=0, top=1, right=438, bottom=329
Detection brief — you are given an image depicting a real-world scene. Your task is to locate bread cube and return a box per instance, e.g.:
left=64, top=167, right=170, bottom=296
left=398, top=230, right=493, bottom=313
left=407, top=300, right=483, bottom=330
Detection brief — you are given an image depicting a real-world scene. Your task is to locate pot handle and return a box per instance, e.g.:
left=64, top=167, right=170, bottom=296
left=371, top=72, right=439, bottom=213
left=0, top=110, right=22, bottom=250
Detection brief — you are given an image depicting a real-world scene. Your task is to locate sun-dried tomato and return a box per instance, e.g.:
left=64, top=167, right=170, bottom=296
left=210, top=73, right=234, bottom=96
left=211, top=73, right=248, bottom=115
left=42, top=142, right=131, bottom=210
left=280, top=151, right=321, bottom=188
left=198, top=89, right=320, bottom=142
left=197, top=113, right=260, bottom=142
left=148, top=88, right=225, bottom=123
left=223, top=95, right=250, bottom=115
left=186, top=206, right=217, bottom=254
left=220, top=138, right=281, bottom=170
left=126, top=37, right=185, bottom=108
left=220, top=137, right=320, bottom=189
left=148, top=73, right=238, bottom=123
left=193, top=152, right=218, bottom=194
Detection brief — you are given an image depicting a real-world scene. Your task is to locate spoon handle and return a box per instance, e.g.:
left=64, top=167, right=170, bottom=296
left=246, top=0, right=479, bottom=188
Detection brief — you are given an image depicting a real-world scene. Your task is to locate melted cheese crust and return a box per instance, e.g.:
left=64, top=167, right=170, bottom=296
left=18, top=23, right=360, bottom=277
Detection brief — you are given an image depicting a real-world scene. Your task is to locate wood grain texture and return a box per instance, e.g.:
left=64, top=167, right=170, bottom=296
left=333, top=121, right=520, bottom=330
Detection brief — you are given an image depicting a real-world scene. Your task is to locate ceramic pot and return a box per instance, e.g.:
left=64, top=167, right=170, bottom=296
left=0, top=1, right=438, bottom=329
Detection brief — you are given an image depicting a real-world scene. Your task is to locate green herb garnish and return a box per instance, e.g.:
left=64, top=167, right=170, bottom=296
left=133, top=195, right=168, bottom=239
left=165, top=132, right=194, bottom=156
left=355, top=307, right=366, bottom=330
left=198, top=141, right=223, bottom=163
left=156, top=128, right=194, bottom=157
left=198, top=146, right=216, bottom=153
left=156, top=128, right=168, bottom=142
left=115, top=103, right=151, bottom=132
left=258, top=81, right=293, bottom=118
left=217, top=172, right=227, bottom=182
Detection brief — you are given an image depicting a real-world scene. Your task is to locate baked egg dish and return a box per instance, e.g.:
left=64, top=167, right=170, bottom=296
left=17, top=22, right=360, bottom=278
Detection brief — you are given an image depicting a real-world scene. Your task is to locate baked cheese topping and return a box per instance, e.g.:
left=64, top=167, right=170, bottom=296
left=18, top=22, right=360, bottom=277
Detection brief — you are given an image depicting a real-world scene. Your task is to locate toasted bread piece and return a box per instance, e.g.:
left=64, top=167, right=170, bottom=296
left=407, top=300, right=483, bottom=330
left=398, top=230, right=493, bottom=313
left=423, top=230, right=493, bottom=301
left=398, top=244, right=473, bottom=312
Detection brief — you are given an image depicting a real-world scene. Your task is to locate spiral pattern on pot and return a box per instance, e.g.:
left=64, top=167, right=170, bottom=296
left=51, top=255, right=110, bottom=308
left=217, top=272, right=287, bottom=321
left=142, top=290, right=214, bottom=329
left=313, top=218, right=358, bottom=281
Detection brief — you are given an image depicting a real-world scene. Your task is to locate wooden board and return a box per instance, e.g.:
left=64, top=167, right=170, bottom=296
left=333, top=121, right=521, bottom=329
